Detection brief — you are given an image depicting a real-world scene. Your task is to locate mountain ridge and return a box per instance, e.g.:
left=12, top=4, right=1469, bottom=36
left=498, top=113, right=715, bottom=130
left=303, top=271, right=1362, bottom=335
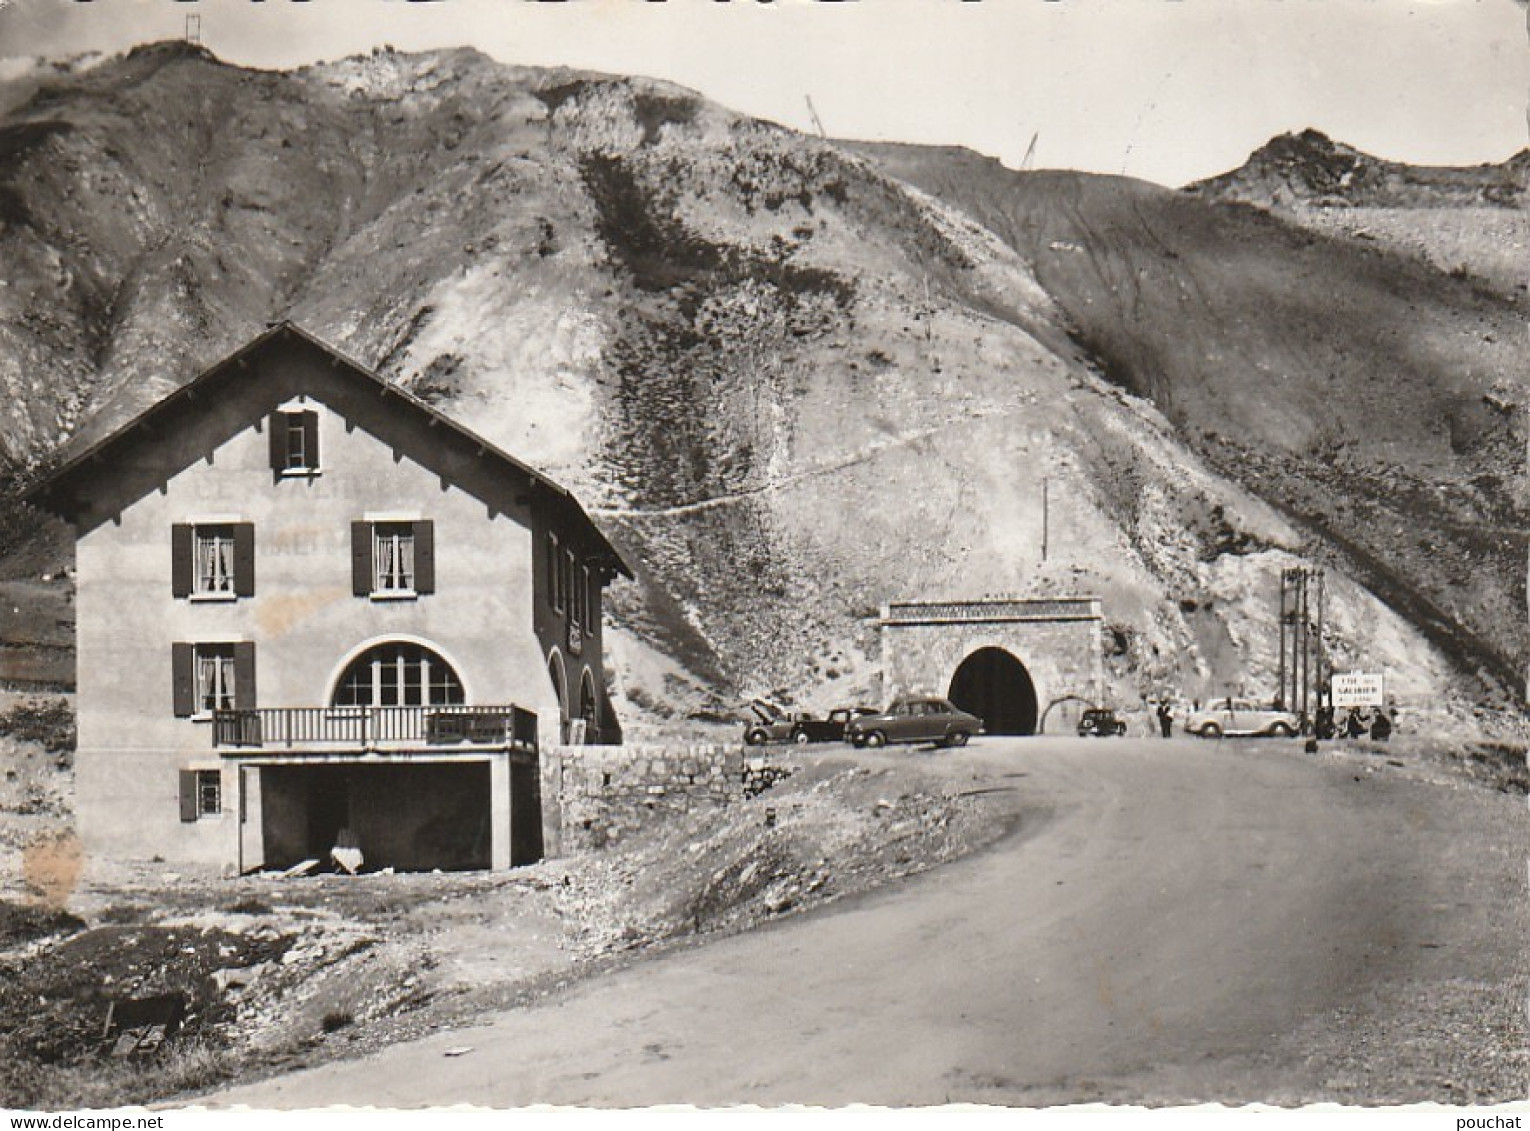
left=0, top=43, right=1522, bottom=725
left=1188, top=127, right=1530, bottom=211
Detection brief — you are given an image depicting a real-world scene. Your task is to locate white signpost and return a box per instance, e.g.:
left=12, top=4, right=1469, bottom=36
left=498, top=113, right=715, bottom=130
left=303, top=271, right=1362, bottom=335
left=1331, top=670, right=1386, bottom=708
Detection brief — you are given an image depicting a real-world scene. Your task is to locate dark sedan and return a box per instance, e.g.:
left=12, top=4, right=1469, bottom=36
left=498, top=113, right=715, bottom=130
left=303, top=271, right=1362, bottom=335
left=845, top=697, right=982, bottom=749
left=790, top=707, right=878, bottom=745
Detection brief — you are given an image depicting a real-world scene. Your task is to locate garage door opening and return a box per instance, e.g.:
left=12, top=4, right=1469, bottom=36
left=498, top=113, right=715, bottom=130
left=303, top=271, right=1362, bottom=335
left=948, top=647, right=1038, bottom=736
left=260, top=762, right=492, bottom=872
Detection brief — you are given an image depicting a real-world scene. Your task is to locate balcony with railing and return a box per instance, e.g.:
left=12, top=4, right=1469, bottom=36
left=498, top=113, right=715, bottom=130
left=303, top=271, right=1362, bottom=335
left=212, top=704, right=538, bottom=754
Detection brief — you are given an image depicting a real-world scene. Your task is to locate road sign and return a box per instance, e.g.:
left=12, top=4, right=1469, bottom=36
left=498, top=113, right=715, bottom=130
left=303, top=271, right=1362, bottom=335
left=1331, top=670, right=1385, bottom=708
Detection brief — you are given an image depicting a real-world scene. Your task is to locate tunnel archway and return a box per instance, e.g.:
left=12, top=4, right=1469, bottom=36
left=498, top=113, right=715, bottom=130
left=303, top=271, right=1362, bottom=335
left=948, top=647, right=1038, bottom=736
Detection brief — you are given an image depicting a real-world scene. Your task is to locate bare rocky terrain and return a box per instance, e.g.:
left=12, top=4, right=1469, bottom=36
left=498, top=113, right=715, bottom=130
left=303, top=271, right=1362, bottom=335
left=0, top=727, right=1005, bottom=1110
left=0, top=43, right=1524, bottom=727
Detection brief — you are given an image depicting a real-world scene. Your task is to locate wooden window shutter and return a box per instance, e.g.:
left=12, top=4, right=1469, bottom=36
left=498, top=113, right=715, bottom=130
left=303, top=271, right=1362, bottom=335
left=233, top=642, right=257, bottom=710
left=302, top=410, right=319, bottom=469
left=413, top=520, right=435, bottom=594
left=233, top=523, right=256, bottom=597
left=178, top=769, right=198, bottom=823
left=351, top=521, right=373, bottom=596
left=172, top=643, right=196, bottom=717
left=171, top=525, right=194, bottom=598
left=268, top=413, right=286, bottom=472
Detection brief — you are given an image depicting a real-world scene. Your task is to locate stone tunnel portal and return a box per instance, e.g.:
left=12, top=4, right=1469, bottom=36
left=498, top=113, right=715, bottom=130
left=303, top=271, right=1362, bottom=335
left=948, top=646, right=1038, bottom=736
left=877, top=598, right=1103, bottom=739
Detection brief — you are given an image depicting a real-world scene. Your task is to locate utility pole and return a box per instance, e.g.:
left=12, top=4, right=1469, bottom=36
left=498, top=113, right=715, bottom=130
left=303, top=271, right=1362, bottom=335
left=1278, top=566, right=1325, bottom=730
left=1020, top=131, right=1039, bottom=170
left=1041, top=477, right=1049, bottom=562
left=1297, top=569, right=1310, bottom=723
left=804, top=95, right=827, bottom=139
left=1314, top=568, right=1327, bottom=714
left=1277, top=572, right=1289, bottom=708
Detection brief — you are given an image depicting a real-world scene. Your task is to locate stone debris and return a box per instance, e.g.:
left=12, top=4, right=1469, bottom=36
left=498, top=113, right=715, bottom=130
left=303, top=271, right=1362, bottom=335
left=743, top=762, right=793, bottom=798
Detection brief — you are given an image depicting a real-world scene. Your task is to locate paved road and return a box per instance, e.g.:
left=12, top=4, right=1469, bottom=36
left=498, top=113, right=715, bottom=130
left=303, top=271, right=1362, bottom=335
left=210, top=736, right=1498, bottom=1108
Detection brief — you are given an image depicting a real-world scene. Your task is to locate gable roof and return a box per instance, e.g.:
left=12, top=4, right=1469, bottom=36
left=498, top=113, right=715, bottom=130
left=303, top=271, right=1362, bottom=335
left=26, top=321, right=632, bottom=577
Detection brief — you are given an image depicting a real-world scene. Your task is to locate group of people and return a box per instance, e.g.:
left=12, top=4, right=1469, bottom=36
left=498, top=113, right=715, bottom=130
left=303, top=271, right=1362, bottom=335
left=1313, top=704, right=1394, bottom=742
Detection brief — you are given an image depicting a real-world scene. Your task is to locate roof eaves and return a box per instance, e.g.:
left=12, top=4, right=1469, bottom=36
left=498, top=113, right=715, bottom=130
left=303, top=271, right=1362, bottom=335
left=23, top=322, right=294, bottom=510
left=24, top=321, right=634, bottom=578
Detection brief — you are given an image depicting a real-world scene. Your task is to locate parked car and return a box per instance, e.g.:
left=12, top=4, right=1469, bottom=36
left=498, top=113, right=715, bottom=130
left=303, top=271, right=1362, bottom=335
left=845, top=697, right=982, bottom=749
left=1183, top=698, right=1301, bottom=738
left=743, top=700, right=810, bottom=746
left=790, top=707, right=878, bottom=745
left=1077, top=707, right=1127, bottom=737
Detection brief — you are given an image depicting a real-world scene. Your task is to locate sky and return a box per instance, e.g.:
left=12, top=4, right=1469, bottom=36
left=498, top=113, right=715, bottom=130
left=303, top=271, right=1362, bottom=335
left=0, top=0, right=1526, bottom=187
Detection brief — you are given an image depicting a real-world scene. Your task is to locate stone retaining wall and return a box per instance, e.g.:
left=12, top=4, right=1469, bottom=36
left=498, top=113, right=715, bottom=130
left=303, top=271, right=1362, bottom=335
left=542, top=743, right=793, bottom=854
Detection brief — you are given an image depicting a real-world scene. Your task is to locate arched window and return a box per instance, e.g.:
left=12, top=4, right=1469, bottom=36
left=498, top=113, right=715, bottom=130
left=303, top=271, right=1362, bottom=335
left=333, top=642, right=465, bottom=708
left=579, top=669, right=598, bottom=725
left=547, top=651, right=566, bottom=712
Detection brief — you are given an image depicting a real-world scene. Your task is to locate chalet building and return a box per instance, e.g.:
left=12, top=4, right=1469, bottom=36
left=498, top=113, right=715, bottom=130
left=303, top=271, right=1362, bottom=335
left=27, top=323, right=630, bottom=874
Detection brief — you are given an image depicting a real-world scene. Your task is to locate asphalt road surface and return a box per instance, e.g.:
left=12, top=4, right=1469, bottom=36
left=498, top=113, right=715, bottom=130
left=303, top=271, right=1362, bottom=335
left=210, top=736, right=1515, bottom=1108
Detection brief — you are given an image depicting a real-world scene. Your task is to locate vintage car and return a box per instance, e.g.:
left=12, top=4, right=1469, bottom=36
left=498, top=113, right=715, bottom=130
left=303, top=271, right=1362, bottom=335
left=1077, top=707, right=1128, bottom=737
left=743, top=700, right=811, bottom=746
left=1183, top=698, right=1301, bottom=738
left=844, top=697, right=982, bottom=749
left=789, top=707, right=878, bottom=745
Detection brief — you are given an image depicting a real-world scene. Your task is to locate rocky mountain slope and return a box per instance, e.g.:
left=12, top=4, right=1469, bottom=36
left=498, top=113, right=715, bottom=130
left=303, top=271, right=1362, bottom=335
left=859, top=140, right=1529, bottom=703
left=0, top=43, right=1521, bottom=723
left=1189, top=128, right=1530, bottom=300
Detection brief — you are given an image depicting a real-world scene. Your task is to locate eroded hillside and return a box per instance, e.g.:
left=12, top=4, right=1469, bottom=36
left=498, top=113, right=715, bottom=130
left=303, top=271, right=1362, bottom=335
left=0, top=43, right=1515, bottom=722
left=859, top=141, right=1530, bottom=702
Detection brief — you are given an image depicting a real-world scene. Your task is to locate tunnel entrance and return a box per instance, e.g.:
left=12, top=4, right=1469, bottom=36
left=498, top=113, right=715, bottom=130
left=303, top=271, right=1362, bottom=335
left=948, top=647, right=1038, bottom=736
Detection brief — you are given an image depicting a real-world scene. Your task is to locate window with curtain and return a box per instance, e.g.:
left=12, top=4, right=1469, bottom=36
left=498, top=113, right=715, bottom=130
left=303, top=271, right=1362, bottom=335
left=195, top=644, right=236, bottom=713
left=373, top=523, right=415, bottom=593
left=333, top=643, right=465, bottom=708
left=195, top=526, right=235, bottom=594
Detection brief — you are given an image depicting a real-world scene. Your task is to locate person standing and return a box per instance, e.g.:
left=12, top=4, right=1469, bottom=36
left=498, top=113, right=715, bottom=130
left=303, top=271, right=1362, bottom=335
left=1315, top=705, right=1335, bottom=740
left=1370, top=709, right=1392, bottom=742
left=1344, top=707, right=1366, bottom=739
left=1156, top=700, right=1174, bottom=738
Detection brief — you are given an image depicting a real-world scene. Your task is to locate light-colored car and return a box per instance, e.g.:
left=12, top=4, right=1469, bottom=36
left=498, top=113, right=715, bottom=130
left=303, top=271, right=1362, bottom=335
left=1183, top=698, right=1301, bottom=738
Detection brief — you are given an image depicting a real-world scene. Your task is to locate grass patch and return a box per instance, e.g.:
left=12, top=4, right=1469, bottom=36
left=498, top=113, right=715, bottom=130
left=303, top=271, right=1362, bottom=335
left=0, top=699, right=76, bottom=756
left=223, top=897, right=273, bottom=917
left=0, top=898, right=85, bottom=945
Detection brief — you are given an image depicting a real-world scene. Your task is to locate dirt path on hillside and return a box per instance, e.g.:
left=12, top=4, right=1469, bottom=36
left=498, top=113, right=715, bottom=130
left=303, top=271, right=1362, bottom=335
left=205, top=737, right=1528, bottom=1108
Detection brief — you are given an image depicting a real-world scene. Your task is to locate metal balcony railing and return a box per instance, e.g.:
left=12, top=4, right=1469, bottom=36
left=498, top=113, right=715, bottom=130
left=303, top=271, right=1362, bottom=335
left=212, top=704, right=538, bottom=752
